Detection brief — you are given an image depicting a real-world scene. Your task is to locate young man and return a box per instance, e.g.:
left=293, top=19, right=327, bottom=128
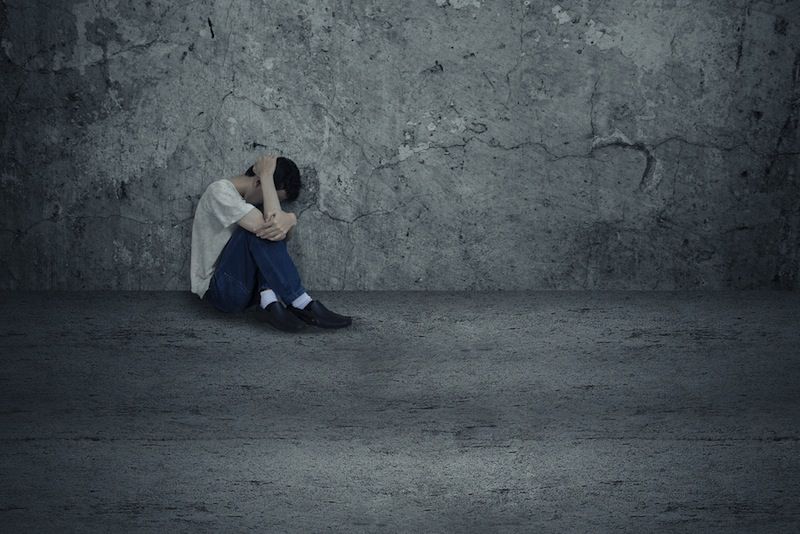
left=190, top=154, right=352, bottom=332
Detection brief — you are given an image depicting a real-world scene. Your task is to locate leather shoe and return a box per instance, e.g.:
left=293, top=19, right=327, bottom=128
left=287, top=300, right=352, bottom=328
left=256, top=301, right=307, bottom=332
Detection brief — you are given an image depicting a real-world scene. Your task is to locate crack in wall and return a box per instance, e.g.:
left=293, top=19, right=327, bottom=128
left=311, top=193, right=429, bottom=227
left=503, top=0, right=528, bottom=110
left=371, top=130, right=774, bottom=197
left=591, top=137, right=657, bottom=190
left=734, top=0, right=755, bottom=71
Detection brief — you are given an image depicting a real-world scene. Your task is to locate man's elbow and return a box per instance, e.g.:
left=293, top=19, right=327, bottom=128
left=237, top=219, right=257, bottom=234
left=237, top=208, right=265, bottom=234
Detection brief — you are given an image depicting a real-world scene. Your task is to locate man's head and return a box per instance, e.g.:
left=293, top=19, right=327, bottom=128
left=245, top=156, right=302, bottom=202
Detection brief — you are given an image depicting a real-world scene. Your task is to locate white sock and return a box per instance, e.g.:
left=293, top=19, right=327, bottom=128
left=259, top=289, right=278, bottom=309
left=291, top=292, right=312, bottom=309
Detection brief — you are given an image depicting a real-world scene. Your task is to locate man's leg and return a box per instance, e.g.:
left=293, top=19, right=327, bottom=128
left=241, top=229, right=309, bottom=305
left=209, top=227, right=351, bottom=328
left=249, top=230, right=351, bottom=328
left=205, top=228, right=261, bottom=313
left=209, top=226, right=308, bottom=308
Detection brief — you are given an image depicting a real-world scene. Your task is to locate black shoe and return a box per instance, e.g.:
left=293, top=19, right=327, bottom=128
left=256, top=301, right=307, bottom=332
left=287, top=300, right=352, bottom=329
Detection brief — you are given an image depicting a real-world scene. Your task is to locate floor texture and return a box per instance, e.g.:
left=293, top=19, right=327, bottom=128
left=1, top=291, right=799, bottom=532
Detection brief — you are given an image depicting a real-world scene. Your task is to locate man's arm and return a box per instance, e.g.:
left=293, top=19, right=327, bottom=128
left=238, top=206, right=297, bottom=240
left=251, top=154, right=297, bottom=240
left=253, top=156, right=282, bottom=217
left=237, top=207, right=268, bottom=233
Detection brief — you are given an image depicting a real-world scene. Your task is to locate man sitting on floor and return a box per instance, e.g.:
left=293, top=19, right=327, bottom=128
left=190, top=154, right=352, bottom=332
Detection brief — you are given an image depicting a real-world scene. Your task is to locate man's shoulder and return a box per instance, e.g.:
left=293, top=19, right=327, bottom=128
left=206, top=179, right=234, bottom=192
left=200, top=179, right=237, bottom=201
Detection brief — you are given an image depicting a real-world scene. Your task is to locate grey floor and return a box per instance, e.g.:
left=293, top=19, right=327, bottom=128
left=1, top=291, right=798, bottom=532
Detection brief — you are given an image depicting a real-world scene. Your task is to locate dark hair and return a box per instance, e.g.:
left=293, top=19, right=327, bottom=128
left=245, top=157, right=301, bottom=202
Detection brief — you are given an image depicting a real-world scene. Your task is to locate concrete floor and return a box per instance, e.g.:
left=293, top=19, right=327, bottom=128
left=1, top=291, right=798, bottom=532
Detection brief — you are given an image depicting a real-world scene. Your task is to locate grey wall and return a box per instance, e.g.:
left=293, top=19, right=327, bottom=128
left=1, top=0, right=798, bottom=290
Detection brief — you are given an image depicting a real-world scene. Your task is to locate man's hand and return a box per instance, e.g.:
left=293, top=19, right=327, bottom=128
left=255, top=211, right=297, bottom=241
left=253, top=155, right=278, bottom=179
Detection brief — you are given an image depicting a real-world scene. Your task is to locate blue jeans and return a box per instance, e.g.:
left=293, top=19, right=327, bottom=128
left=203, top=226, right=307, bottom=313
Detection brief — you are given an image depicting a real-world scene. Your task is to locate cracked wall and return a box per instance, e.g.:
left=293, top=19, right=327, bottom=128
left=1, top=0, right=799, bottom=290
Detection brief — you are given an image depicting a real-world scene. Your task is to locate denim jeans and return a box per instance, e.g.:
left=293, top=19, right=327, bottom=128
left=203, top=226, right=307, bottom=313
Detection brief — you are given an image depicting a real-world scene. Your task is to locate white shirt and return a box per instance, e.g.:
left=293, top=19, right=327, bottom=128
left=190, top=179, right=257, bottom=299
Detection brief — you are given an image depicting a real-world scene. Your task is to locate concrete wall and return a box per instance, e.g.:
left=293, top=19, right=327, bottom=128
left=1, top=0, right=798, bottom=290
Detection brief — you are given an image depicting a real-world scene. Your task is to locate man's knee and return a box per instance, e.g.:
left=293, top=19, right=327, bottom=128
left=245, top=231, right=287, bottom=249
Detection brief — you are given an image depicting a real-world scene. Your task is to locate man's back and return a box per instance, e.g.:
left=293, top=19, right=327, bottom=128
left=190, top=179, right=256, bottom=299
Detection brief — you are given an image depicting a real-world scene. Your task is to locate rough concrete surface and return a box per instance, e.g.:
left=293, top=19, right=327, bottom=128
left=1, top=290, right=799, bottom=531
left=1, top=1, right=799, bottom=290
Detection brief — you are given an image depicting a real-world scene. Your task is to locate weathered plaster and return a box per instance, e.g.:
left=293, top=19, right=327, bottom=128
left=1, top=0, right=798, bottom=290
